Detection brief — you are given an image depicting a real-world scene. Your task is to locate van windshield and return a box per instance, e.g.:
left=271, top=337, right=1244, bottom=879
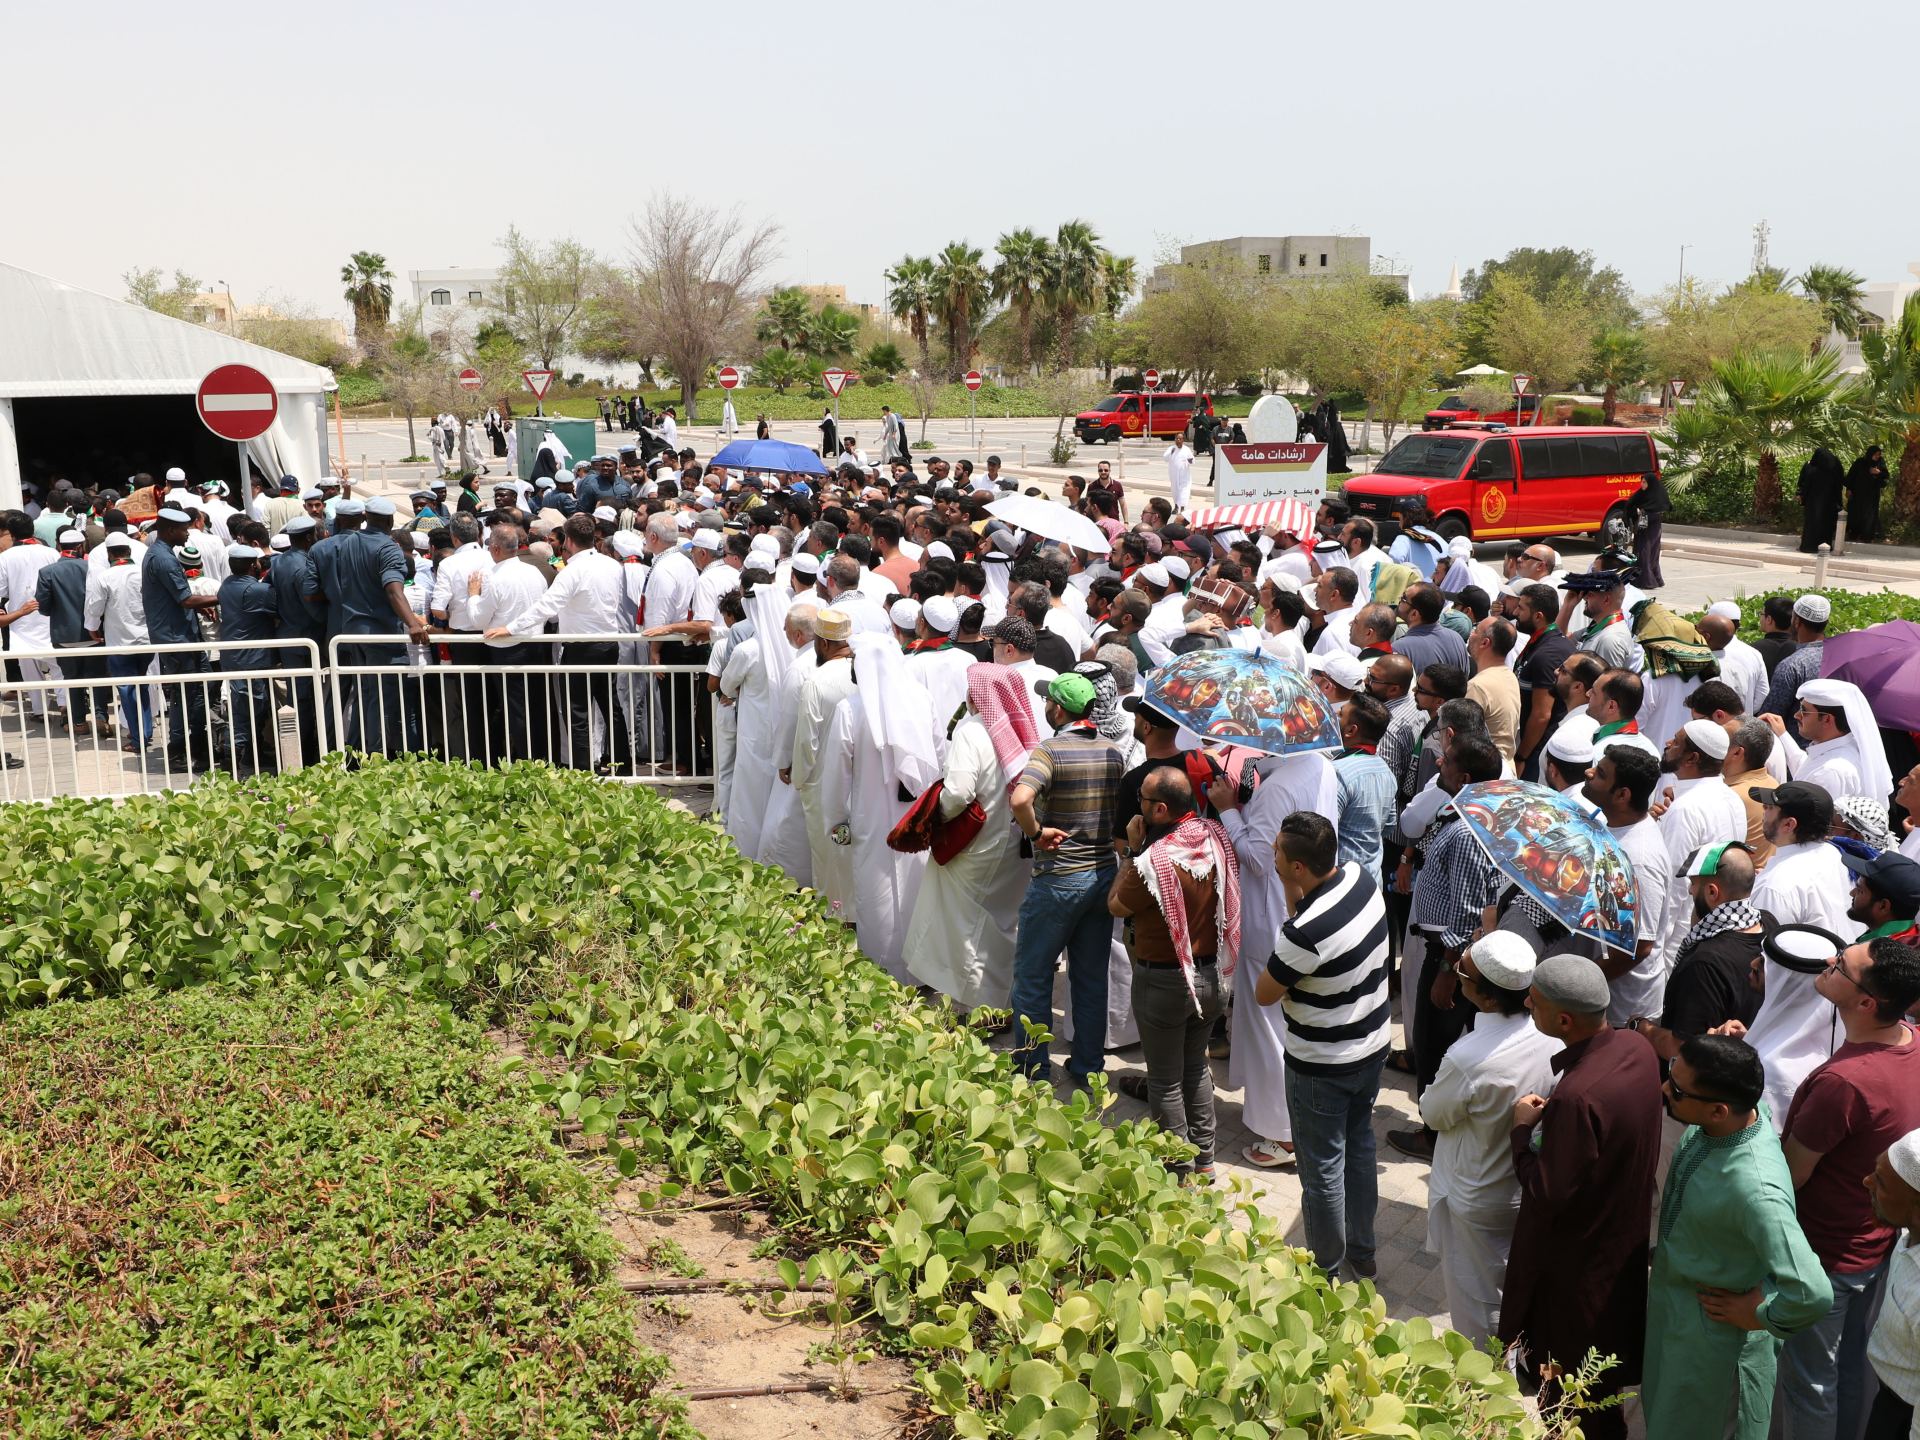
left=1090, top=395, right=1133, bottom=412
left=1378, top=434, right=1476, bottom=479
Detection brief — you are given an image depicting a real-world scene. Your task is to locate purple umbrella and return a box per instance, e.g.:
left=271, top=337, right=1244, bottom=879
left=1821, top=620, right=1920, bottom=732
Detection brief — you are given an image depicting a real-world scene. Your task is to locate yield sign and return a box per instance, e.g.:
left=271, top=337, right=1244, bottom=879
left=1667, top=377, right=1686, bottom=399
left=522, top=368, right=555, bottom=400
left=821, top=367, right=851, bottom=398
left=716, top=365, right=742, bottom=390
left=1511, top=373, right=1532, bottom=396
left=196, top=364, right=279, bottom=442
left=457, top=367, right=482, bottom=391
left=1142, top=367, right=1161, bottom=391
left=962, top=370, right=983, bottom=392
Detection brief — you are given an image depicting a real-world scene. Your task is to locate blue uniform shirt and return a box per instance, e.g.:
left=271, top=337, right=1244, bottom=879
left=216, top=573, right=280, bottom=672
left=141, top=543, right=201, bottom=645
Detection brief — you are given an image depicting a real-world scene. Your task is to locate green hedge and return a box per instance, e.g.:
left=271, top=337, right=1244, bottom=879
left=1683, top=585, right=1920, bottom=640
left=0, top=762, right=1533, bottom=1438
left=0, top=982, right=689, bottom=1439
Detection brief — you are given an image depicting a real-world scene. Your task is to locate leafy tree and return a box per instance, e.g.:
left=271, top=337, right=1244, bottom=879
left=1351, top=300, right=1461, bottom=446
left=861, top=340, right=906, bottom=380
left=1045, top=220, right=1105, bottom=367
left=1669, top=348, right=1854, bottom=519
left=1462, top=246, right=1633, bottom=319
left=932, top=242, right=991, bottom=377
left=757, top=287, right=813, bottom=352
left=377, top=305, right=460, bottom=460
left=1269, top=274, right=1373, bottom=400
left=340, top=251, right=394, bottom=344
left=1133, top=258, right=1271, bottom=395
left=1646, top=281, right=1825, bottom=390
left=1860, top=292, right=1920, bottom=519
left=990, top=228, right=1053, bottom=374
left=494, top=227, right=597, bottom=368
left=886, top=256, right=936, bottom=375
left=1797, top=263, right=1872, bottom=343
left=1481, top=273, right=1598, bottom=394
left=1734, top=266, right=1792, bottom=296
left=123, top=267, right=201, bottom=319
left=753, top=347, right=806, bottom=394
left=1584, top=328, right=1652, bottom=423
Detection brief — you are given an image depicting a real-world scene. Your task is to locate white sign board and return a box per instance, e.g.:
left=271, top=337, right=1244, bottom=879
left=1243, top=395, right=1299, bottom=445
left=1213, top=443, right=1330, bottom=511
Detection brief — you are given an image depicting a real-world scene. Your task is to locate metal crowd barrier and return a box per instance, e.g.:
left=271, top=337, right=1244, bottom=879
left=0, top=639, right=327, bottom=803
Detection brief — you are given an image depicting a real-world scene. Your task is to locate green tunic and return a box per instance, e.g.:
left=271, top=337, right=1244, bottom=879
left=1644, top=1109, right=1834, bottom=1439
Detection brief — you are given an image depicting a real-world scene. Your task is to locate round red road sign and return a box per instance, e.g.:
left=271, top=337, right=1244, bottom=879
left=195, top=364, right=279, bottom=442
left=963, top=370, right=983, bottom=392
left=457, top=368, right=482, bottom=391
left=717, top=365, right=742, bottom=391
left=1142, top=368, right=1161, bottom=391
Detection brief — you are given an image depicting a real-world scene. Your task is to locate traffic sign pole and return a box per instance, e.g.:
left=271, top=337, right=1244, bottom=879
left=1142, top=368, right=1161, bottom=450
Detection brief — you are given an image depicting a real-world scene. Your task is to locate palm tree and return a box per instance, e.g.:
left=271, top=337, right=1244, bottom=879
left=886, top=256, right=936, bottom=374
left=1098, top=252, right=1137, bottom=320
left=1861, top=292, right=1920, bottom=521
left=340, top=251, right=394, bottom=344
left=990, top=228, right=1052, bottom=374
left=1798, top=264, right=1872, bottom=346
left=1670, top=348, right=1853, bottom=519
left=757, top=287, right=812, bottom=352
left=1585, top=328, right=1651, bottom=424
left=1046, top=220, right=1104, bottom=367
left=931, top=242, right=991, bottom=377
left=805, top=304, right=861, bottom=362
left=753, top=347, right=806, bottom=394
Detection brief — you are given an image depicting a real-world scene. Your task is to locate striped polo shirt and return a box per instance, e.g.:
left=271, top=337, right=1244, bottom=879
left=1266, top=861, right=1392, bottom=1073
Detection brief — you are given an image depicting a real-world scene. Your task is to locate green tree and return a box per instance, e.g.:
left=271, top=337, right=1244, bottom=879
left=1098, top=253, right=1137, bottom=320
left=1860, top=292, right=1920, bottom=519
left=860, top=340, right=906, bottom=380
left=1668, top=348, right=1854, bottom=519
left=123, top=267, right=202, bottom=319
left=886, top=255, right=936, bottom=375
left=1462, top=246, right=1633, bottom=318
left=1133, top=258, right=1271, bottom=395
left=377, top=305, right=458, bottom=461
left=753, top=347, right=807, bottom=394
left=494, top=227, right=597, bottom=368
left=1646, top=282, right=1826, bottom=391
left=804, top=304, right=861, bottom=362
left=932, top=242, right=991, bottom=377
left=1797, top=263, right=1872, bottom=344
left=757, top=287, right=813, bottom=352
left=990, top=228, right=1053, bottom=374
left=1045, top=220, right=1105, bottom=367
left=340, top=251, right=394, bottom=344
left=1482, top=273, right=1597, bottom=396
left=1584, top=328, right=1653, bottom=423
left=1351, top=300, right=1461, bottom=447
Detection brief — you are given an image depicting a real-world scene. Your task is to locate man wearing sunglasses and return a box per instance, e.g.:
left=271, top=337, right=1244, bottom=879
left=1643, top=1034, right=1832, bottom=1440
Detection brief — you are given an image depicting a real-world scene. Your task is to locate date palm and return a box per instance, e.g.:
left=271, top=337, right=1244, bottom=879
left=1861, top=292, right=1920, bottom=520
left=1585, top=328, right=1651, bottom=424
left=340, top=251, right=394, bottom=343
left=932, top=242, right=991, bottom=377
left=886, top=255, right=935, bottom=374
left=1671, top=348, right=1852, bottom=519
left=757, top=287, right=813, bottom=352
left=1046, top=220, right=1104, bottom=366
left=1098, top=252, right=1137, bottom=320
left=805, top=304, right=861, bottom=362
left=1798, top=264, right=1872, bottom=348
left=991, top=228, right=1052, bottom=374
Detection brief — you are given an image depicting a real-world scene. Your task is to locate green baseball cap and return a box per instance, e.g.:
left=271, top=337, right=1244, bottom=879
left=1036, top=673, right=1098, bottom=716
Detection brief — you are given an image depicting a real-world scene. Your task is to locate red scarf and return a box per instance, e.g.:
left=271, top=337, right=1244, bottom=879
left=1139, top=813, right=1242, bottom=1015
left=1595, top=719, right=1639, bottom=739
left=1360, top=641, right=1394, bottom=657
left=908, top=635, right=951, bottom=653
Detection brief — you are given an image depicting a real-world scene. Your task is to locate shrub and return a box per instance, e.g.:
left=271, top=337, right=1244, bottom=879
left=1684, top=585, right=1920, bottom=639
left=1668, top=466, right=1758, bottom=526
left=1568, top=405, right=1606, bottom=425
left=333, top=365, right=385, bottom=408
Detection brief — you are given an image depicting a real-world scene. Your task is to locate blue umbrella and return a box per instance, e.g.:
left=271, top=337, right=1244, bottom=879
left=708, top=438, right=829, bottom=476
left=1140, top=650, right=1340, bottom=756
left=1451, top=779, right=1638, bottom=957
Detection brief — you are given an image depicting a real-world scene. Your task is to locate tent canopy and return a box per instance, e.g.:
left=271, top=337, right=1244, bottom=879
left=0, top=262, right=335, bottom=400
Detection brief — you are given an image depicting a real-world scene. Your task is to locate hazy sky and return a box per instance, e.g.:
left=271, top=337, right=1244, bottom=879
left=8, top=0, right=1910, bottom=321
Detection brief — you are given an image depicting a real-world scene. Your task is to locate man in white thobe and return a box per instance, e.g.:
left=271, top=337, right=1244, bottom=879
left=720, top=594, right=805, bottom=862
left=1163, top=438, right=1194, bottom=516
left=720, top=395, right=738, bottom=443
left=1768, top=678, right=1892, bottom=806
left=902, top=596, right=974, bottom=755
left=759, top=631, right=819, bottom=886
left=790, top=609, right=859, bottom=923
left=1420, top=931, right=1562, bottom=1347
left=1653, top=720, right=1751, bottom=966
left=1698, top=604, right=1767, bottom=716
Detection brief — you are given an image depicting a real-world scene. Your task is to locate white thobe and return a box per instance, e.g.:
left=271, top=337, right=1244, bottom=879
left=758, top=649, right=817, bottom=883
left=824, top=693, right=927, bottom=983
left=903, top=717, right=1026, bottom=1008
left=1775, top=732, right=1870, bottom=802
left=1654, top=776, right=1749, bottom=968
left=791, top=656, right=858, bottom=921
left=1747, top=842, right=1854, bottom=1129
left=1714, top=638, right=1768, bottom=716
left=1751, top=840, right=1853, bottom=935
left=1636, top=672, right=1698, bottom=753
left=1140, top=592, right=1188, bottom=667
left=1313, top=608, right=1360, bottom=658
left=904, top=647, right=975, bottom=756
left=1903, top=828, right=1920, bottom=863
left=1009, top=658, right=1057, bottom=736
left=1420, top=1009, right=1563, bottom=1346
left=1164, top=444, right=1194, bottom=512
left=720, top=635, right=778, bottom=859
left=1043, top=605, right=1091, bottom=659
left=1221, top=752, right=1338, bottom=1143
left=1606, top=815, right=1671, bottom=1026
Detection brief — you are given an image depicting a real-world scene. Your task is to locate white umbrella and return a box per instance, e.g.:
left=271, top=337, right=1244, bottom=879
left=986, top=494, right=1111, bottom=553
left=1455, top=363, right=1509, bottom=378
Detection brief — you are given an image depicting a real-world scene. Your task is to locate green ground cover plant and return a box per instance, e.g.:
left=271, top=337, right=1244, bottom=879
left=0, top=982, right=690, bottom=1439
left=1683, top=585, right=1920, bottom=639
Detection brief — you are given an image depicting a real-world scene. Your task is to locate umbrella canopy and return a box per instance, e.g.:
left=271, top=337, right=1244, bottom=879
left=1451, top=779, right=1637, bottom=957
left=1821, top=620, right=1920, bottom=732
left=1455, top=363, right=1509, bottom=377
left=986, top=493, right=1111, bottom=552
left=1185, top=497, right=1315, bottom=536
left=707, top=438, right=829, bottom=476
left=1142, top=651, right=1339, bottom=756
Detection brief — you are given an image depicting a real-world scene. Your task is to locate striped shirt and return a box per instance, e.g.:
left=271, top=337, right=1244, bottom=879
left=1267, top=862, right=1392, bottom=1073
left=1017, top=728, right=1123, bottom=876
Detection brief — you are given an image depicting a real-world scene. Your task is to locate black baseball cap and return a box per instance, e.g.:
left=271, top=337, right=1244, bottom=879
left=1841, top=850, right=1920, bottom=914
left=1750, top=781, right=1835, bottom=833
left=1120, top=695, right=1181, bottom=728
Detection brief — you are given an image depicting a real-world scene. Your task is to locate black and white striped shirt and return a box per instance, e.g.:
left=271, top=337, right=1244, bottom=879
left=1267, top=862, right=1392, bottom=1073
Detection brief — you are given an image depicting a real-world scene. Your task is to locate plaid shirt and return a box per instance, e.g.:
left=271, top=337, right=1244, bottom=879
left=1410, top=810, right=1504, bottom=950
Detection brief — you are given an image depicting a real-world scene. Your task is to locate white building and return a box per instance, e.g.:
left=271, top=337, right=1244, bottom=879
left=408, top=268, right=501, bottom=339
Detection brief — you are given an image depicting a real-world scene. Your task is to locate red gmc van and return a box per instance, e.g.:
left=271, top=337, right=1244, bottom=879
left=1074, top=392, right=1216, bottom=444
left=1342, top=426, right=1658, bottom=542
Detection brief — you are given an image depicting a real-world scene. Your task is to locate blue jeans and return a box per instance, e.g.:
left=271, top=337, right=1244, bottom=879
left=1777, top=1257, right=1889, bottom=1440
left=106, top=654, right=154, bottom=747
left=1010, top=865, right=1115, bottom=1081
left=1284, top=1051, right=1386, bottom=1279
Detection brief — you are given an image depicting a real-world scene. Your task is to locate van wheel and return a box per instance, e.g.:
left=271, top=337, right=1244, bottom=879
left=1435, top=515, right=1471, bottom=544
left=1102, top=427, right=1121, bottom=444
left=1601, top=505, right=1632, bottom=545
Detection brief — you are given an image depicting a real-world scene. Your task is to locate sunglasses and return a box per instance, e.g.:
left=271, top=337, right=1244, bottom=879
left=1662, top=1072, right=1730, bottom=1106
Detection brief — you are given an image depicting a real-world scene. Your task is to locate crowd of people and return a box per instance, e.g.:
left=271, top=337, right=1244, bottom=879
left=5, top=437, right=1920, bottom=1439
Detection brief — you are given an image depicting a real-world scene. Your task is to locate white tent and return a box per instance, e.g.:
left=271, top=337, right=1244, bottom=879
left=0, top=263, right=336, bottom=509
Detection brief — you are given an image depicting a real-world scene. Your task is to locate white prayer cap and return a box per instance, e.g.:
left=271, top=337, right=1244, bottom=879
left=926, top=541, right=954, bottom=561
left=674, top=511, right=696, bottom=531
left=1793, top=594, right=1831, bottom=625
left=164, top=467, right=186, bottom=483
left=1469, top=931, right=1537, bottom=991
left=1266, top=571, right=1304, bottom=596
left=748, top=533, right=780, bottom=554
left=409, top=530, right=430, bottom=551
left=269, top=534, right=291, bottom=552
left=612, top=531, right=647, bottom=560
left=920, top=595, right=959, bottom=634
left=1682, top=718, right=1731, bottom=760
left=690, top=529, right=723, bottom=551
left=56, top=529, right=85, bottom=547
left=1162, top=554, right=1192, bottom=581
left=791, top=552, right=821, bottom=577
left=889, top=598, right=922, bottom=631
left=1706, top=600, right=1742, bottom=622
left=104, top=533, right=133, bottom=550
left=1137, top=562, right=1170, bottom=589
left=1890, top=1127, right=1920, bottom=1192
left=593, top=506, right=619, bottom=523
left=1546, top=714, right=1601, bottom=767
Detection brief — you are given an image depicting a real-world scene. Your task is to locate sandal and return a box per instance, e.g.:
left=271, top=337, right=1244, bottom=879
left=1241, top=1139, right=1296, bottom=1168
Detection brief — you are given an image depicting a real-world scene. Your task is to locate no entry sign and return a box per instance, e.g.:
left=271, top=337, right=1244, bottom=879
left=963, top=370, right=983, bottom=392
left=717, top=365, right=742, bottom=391
left=457, top=368, right=482, bottom=391
left=821, top=367, right=851, bottom=398
left=195, top=364, right=279, bottom=442
left=1142, top=368, right=1161, bottom=391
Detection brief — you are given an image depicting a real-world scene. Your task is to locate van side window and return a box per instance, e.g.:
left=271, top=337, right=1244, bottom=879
left=1160, top=395, right=1195, bottom=412
left=1613, top=434, right=1654, bottom=473
left=1469, top=441, right=1514, bottom=480
left=1518, top=437, right=1579, bottom=479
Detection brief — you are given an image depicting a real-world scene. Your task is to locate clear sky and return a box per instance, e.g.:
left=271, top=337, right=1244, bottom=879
left=7, top=0, right=1909, bottom=320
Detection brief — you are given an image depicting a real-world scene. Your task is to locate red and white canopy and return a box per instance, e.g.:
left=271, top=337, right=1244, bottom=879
left=1184, top=497, right=1315, bottom=536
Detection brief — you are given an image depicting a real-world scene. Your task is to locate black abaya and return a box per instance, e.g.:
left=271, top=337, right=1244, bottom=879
left=1796, top=447, right=1845, bottom=553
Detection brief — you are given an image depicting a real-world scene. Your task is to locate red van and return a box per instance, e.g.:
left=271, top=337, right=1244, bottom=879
left=1342, top=426, right=1658, bottom=542
left=1074, top=392, right=1215, bottom=444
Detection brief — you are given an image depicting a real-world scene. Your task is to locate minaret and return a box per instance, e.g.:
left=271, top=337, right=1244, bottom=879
left=1443, top=262, right=1463, bottom=301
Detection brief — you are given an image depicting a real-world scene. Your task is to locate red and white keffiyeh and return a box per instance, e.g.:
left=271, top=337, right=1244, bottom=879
left=1135, top=813, right=1242, bottom=1016
left=966, top=661, right=1040, bottom=790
